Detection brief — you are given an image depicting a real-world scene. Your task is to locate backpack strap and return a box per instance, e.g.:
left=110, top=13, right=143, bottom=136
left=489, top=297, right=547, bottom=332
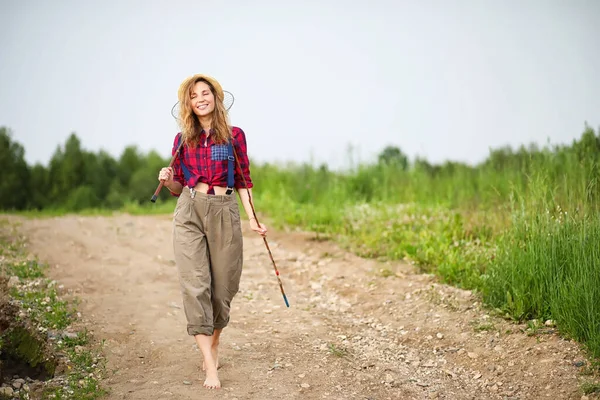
left=226, top=138, right=235, bottom=195
left=176, top=133, right=192, bottom=184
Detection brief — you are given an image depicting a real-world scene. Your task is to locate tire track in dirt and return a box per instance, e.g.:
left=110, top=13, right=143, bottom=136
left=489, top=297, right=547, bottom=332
left=15, top=214, right=597, bottom=400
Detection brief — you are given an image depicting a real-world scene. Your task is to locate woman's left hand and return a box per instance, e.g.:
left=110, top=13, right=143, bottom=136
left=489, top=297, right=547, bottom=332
left=249, top=218, right=267, bottom=236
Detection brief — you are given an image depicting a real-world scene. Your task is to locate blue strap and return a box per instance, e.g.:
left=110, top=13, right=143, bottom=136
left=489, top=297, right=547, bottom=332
left=227, top=139, right=235, bottom=192
left=176, top=133, right=192, bottom=183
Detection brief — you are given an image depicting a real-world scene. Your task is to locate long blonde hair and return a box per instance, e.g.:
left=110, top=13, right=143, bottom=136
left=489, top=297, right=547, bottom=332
left=178, top=76, right=231, bottom=147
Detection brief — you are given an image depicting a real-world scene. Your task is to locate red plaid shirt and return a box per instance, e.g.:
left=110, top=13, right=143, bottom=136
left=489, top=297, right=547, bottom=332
left=170, top=126, right=253, bottom=196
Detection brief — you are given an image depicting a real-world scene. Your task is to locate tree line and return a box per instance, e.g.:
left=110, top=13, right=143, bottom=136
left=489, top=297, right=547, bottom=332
left=1, top=124, right=599, bottom=212
left=1, top=127, right=172, bottom=211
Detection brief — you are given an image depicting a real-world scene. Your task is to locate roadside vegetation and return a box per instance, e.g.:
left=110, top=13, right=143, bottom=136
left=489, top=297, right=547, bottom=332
left=0, top=218, right=107, bottom=399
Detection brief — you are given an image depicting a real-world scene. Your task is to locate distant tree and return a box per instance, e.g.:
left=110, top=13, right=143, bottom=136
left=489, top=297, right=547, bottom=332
left=47, top=145, right=65, bottom=203
left=0, top=127, right=30, bottom=210
left=118, top=146, right=143, bottom=187
left=29, top=163, right=50, bottom=209
left=47, top=133, right=86, bottom=205
left=65, top=185, right=101, bottom=211
left=105, top=180, right=126, bottom=209
left=83, top=150, right=118, bottom=204
left=127, top=150, right=170, bottom=203
left=377, top=145, right=409, bottom=170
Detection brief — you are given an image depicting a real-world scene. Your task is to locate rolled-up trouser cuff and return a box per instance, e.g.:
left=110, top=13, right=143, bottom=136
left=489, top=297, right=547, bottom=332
left=214, top=317, right=230, bottom=331
left=187, top=325, right=214, bottom=336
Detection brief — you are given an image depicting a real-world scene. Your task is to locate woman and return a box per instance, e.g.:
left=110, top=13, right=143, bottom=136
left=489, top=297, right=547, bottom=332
left=157, top=73, right=267, bottom=389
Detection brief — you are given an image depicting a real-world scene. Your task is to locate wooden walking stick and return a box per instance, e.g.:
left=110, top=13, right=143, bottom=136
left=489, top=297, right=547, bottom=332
left=232, top=142, right=290, bottom=308
left=150, top=138, right=185, bottom=203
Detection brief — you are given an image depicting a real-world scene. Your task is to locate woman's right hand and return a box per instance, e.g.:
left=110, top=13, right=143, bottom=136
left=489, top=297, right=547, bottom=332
left=158, top=167, right=174, bottom=186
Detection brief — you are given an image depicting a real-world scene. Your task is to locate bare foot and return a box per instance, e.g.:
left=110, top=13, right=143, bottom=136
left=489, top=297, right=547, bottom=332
left=203, top=367, right=221, bottom=389
left=202, top=346, right=219, bottom=370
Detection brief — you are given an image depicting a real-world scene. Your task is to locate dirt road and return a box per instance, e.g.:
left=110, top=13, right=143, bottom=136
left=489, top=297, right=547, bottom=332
left=14, top=213, right=595, bottom=399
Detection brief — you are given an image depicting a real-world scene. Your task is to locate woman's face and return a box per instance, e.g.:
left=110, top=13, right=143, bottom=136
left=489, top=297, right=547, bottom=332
left=190, top=81, right=215, bottom=117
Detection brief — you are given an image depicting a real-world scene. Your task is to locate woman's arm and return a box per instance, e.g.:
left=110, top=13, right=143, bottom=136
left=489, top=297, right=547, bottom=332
left=158, top=133, right=186, bottom=197
left=237, top=187, right=267, bottom=236
left=158, top=167, right=183, bottom=195
left=165, top=172, right=184, bottom=195
left=232, top=127, right=266, bottom=236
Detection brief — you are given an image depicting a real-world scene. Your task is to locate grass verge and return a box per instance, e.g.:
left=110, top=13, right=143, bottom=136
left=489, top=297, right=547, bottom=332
left=0, top=217, right=107, bottom=399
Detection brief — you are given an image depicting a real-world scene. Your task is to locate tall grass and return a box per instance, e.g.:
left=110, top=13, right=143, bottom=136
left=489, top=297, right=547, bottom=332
left=482, top=169, right=600, bottom=359
left=257, top=126, right=599, bottom=212
left=484, top=202, right=600, bottom=356
left=250, top=125, right=600, bottom=361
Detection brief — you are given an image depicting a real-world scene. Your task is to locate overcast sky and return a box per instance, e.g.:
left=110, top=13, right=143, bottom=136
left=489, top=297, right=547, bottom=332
left=1, top=0, right=599, bottom=170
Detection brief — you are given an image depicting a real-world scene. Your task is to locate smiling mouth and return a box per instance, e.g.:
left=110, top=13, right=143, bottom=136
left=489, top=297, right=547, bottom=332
left=197, top=104, right=209, bottom=110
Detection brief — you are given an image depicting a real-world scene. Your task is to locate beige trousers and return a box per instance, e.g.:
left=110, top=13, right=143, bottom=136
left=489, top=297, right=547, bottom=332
left=172, top=188, right=244, bottom=336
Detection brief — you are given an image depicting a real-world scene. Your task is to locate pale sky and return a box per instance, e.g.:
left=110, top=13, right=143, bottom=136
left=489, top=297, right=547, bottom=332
left=1, top=0, right=599, bottom=170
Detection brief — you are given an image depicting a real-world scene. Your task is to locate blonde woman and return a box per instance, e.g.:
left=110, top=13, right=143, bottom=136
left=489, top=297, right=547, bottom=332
left=158, top=74, right=267, bottom=389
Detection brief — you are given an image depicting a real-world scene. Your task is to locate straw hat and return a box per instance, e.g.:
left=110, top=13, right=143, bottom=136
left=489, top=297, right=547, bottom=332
left=171, top=74, right=234, bottom=120
left=178, top=73, right=224, bottom=102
